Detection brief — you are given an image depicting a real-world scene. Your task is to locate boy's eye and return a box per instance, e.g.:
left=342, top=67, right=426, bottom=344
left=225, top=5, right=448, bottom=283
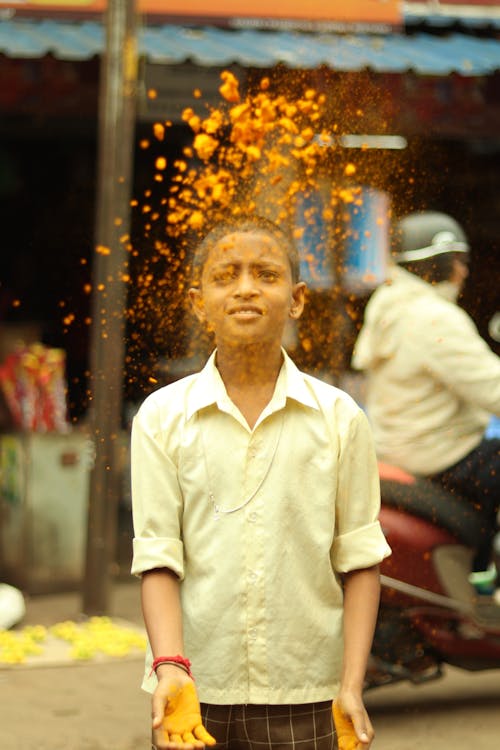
left=212, top=268, right=237, bottom=283
left=258, top=269, right=279, bottom=281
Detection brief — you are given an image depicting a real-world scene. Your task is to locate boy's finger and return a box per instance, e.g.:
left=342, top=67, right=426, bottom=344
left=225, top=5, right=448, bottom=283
left=194, top=724, right=217, bottom=745
left=352, top=721, right=369, bottom=745
left=181, top=732, right=204, bottom=746
left=151, top=695, right=167, bottom=728
left=332, top=703, right=359, bottom=750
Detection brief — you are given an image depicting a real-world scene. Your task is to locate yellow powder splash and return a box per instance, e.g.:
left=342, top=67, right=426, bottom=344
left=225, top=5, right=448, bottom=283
left=125, top=69, right=407, bottom=392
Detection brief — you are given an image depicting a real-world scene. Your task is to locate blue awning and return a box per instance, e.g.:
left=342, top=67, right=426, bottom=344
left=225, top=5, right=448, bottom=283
left=0, top=19, right=499, bottom=76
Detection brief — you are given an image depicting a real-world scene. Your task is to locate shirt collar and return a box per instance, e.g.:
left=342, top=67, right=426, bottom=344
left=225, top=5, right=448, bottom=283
left=186, top=348, right=319, bottom=421
left=279, top=349, right=319, bottom=410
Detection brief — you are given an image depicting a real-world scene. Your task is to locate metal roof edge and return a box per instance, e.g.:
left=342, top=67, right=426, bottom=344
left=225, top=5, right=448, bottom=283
left=0, top=19, right=499, bottom=76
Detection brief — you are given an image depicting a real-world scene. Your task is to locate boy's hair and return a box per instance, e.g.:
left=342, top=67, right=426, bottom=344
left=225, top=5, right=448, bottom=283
left=191, top=215, right=301, bottom=285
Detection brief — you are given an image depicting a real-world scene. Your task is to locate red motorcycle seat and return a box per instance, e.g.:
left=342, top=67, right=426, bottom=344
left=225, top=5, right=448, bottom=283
left=378, top=462, right=416, bottom=485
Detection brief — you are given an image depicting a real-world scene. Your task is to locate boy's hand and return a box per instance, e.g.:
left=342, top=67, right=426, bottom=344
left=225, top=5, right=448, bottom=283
left=152, top=679, right=216, bottom=749
left=332, top=699, right=373, bottom=750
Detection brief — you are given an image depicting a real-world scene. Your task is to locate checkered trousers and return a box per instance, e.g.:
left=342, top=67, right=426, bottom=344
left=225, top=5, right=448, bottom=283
left=200, top=701, right=338, bottom=750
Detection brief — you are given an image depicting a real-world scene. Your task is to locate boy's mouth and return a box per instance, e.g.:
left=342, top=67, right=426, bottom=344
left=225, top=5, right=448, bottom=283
left=228, top=305, right=263, bottom=316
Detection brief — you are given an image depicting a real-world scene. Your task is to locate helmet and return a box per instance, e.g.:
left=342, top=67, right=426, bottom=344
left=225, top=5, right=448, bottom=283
left=393, top=211, right=469, bottom=263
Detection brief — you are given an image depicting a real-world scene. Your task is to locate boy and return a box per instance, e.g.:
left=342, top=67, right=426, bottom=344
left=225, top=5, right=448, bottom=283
left=131, top=215, right=391, bottom=750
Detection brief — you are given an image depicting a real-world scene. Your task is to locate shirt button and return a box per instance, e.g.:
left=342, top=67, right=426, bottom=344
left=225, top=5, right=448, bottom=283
left=249, top=628, right=257, bottom=640
left=248, top=512, right=257, bottom=523
left=248, top=571, right=257, bottom=583
left=249, top=440, right=261, bottom=455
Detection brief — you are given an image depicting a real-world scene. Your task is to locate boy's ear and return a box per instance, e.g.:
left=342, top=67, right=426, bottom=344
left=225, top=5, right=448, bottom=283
left=188, top=287, right=206, bottom=323
left=289, top=281, right=306, bottom=319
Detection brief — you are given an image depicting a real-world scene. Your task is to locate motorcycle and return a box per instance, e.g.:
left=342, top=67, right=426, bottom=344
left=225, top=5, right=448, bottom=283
left=366, top=462, right=500, bottom=689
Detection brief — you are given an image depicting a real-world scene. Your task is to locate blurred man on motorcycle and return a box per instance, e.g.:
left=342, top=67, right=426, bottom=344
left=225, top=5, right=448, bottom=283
left=352, top=211, right=500, bottom=576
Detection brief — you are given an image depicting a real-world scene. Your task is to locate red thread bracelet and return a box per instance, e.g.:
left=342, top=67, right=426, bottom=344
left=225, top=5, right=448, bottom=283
left=150, top=654, right=193, bottom=679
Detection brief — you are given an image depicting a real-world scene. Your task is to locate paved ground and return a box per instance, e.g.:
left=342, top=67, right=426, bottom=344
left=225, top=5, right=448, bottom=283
left=1, top=579, right=499, bottom=749
left=365, top=665, right=500, bottom=750
left=0, top=578, right=150, bottom=750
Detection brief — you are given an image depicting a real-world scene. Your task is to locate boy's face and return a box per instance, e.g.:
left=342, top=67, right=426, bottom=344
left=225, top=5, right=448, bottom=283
left=189, top=229, right=305, bottom=349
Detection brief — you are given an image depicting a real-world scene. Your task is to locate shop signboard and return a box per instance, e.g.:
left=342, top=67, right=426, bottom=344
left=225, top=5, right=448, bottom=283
left=294, top=184, right=390, bottom=293
left=0, top=0, right=401, bottom=27
left=3, top=1, right=499, bottom=28
left=295, top=186, right=336, bottom=291
left=342, top=187, right=389, bottom=293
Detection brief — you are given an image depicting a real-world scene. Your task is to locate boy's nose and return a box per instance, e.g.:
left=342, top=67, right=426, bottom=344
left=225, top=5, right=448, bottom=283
left=234, top=270, right=257, bottom=296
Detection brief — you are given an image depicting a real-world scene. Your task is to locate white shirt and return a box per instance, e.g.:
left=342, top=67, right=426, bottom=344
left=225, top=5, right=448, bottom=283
left=131, top=350, right=391, bottom=704
left=352, top=266, right=500, bottom=474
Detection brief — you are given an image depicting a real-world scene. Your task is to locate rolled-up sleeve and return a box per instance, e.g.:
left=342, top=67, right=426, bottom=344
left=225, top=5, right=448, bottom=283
left=332, top=521, right=391, bottom=572
left=331, top=408, right=391, bottom=572
left=130, top=398, right=185, bottom=579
